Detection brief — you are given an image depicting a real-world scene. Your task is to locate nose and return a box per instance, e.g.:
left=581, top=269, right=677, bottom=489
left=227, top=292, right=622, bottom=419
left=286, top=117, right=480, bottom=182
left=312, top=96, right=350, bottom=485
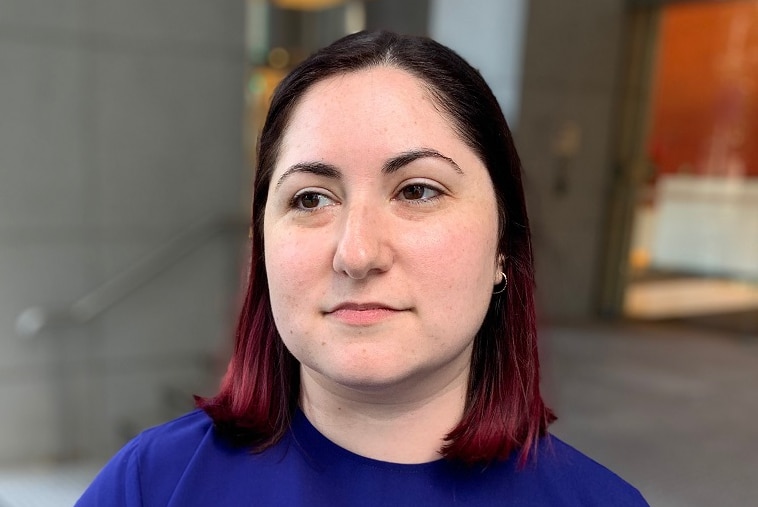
left=332, top=203, right=393, bottom=279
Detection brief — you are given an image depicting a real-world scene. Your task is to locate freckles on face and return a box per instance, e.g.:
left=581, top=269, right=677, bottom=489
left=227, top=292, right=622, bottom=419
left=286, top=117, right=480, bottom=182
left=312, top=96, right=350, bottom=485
left=261, top=66, right=501, bottom=391
left=418, top=222, right=498, bottom=318
left=265, top=228, right=326, bottom=320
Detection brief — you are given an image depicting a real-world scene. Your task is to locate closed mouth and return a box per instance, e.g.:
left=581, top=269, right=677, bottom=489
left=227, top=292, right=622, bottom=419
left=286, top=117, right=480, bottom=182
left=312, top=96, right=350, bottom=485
left=325, top=302, right=402, bottom=313
left=324, top=302, right=406, bottom=325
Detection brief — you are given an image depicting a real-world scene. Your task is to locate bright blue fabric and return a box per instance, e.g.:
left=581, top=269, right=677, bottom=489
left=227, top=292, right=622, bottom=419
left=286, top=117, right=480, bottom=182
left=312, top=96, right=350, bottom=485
left=77, top=409, right=649, bottom=506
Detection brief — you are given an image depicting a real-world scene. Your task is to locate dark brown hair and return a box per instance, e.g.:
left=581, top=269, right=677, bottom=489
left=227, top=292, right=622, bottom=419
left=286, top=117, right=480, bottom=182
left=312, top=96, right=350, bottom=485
left=198, top=30, right=555, bottom=465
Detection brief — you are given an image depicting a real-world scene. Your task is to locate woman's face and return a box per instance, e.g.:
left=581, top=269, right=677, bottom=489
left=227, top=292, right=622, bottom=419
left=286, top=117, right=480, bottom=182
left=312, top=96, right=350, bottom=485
left=263, top=67, right=501, bottom=398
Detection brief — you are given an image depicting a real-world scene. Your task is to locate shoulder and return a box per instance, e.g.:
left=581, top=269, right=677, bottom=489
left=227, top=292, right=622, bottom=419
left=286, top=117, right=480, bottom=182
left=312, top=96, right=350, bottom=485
left=520, top=435, right=649, bottom=506
left=76, top=410, right=216, bottom=507
left=135, top=409, right=216, bottom=467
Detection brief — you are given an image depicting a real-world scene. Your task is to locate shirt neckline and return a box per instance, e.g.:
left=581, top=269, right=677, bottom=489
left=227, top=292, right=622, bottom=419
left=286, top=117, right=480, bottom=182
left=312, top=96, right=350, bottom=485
left=290, top=408, right=452, bottom=473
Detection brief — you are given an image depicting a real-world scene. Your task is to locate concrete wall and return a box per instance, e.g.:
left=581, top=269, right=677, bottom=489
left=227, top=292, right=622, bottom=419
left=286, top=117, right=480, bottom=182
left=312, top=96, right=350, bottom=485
left=0, top=1, right=246, bottom=464
left=517, top=0, right=627, bottom=320
left=431, top=0, right=626, bottom=320
left=429, top=0, right=528, bottom=127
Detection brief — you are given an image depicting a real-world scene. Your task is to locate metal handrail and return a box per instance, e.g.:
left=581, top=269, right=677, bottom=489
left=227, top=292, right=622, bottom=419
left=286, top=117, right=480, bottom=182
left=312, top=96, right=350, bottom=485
left=15, top=215, right=246, bottom=338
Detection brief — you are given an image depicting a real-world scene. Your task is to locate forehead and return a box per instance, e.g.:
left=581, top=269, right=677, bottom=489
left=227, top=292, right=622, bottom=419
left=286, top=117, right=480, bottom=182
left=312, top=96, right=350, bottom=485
left=276, top=66, right=466, bottom=166
left=296, top=66, right=437, bottom=120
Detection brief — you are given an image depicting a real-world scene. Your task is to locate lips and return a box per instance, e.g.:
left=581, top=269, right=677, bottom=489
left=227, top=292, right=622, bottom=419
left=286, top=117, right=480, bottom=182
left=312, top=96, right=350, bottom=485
left=327, top=302, right=399, bottom=312
left=325, top=302, right=405, bottom=326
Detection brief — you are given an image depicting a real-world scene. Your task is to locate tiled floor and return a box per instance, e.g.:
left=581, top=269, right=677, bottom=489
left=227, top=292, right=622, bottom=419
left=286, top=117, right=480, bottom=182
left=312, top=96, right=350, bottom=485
left=544, top=321, right=758, bottom=507
left=1, top=321, right=756, bottom=506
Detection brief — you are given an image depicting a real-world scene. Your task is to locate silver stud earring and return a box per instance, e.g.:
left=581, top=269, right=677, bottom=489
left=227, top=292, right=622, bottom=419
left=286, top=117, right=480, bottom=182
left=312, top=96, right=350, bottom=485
left=493, top=272, right=507, bottom=295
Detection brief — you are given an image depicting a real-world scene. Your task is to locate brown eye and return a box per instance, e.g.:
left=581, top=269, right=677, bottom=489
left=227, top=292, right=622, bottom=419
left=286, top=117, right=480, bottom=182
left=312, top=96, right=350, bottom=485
left=299, top=193, right=322, bottom=209
left=399, top=184, right=440, bottom=202
left=402, top=185, right=425, bottom=200
left=292, top=191, right=334, bottom=211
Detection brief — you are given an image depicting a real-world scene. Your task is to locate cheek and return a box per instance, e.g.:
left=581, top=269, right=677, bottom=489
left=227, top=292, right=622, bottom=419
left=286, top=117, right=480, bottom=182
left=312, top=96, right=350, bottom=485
left=264, top=231, right=306, bottom=315
left=264, top=227, right=332, bottom=319
left=410, top=218, right=498, bottom=277
left=406, top=214, right=498, bottom=318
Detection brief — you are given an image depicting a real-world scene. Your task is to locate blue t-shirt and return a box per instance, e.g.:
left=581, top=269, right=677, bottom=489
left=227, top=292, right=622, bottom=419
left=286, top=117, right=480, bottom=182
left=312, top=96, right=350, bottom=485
left=77, top=410, right=648, bottom=506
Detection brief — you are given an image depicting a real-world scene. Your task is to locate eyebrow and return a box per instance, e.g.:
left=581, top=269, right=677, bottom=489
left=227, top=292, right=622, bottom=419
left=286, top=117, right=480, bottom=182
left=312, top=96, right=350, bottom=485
left=383, top=148, right=463, bottom=175
left=274, top=148, right=463, bottom=188
left=275, top=161, right=339, bottom=189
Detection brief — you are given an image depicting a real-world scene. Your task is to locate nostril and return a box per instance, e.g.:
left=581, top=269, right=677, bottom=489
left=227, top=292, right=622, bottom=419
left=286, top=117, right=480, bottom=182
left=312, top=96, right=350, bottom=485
left=333, top=239, right=375, bottom=279
left=332, top=217, right=391, bottom=279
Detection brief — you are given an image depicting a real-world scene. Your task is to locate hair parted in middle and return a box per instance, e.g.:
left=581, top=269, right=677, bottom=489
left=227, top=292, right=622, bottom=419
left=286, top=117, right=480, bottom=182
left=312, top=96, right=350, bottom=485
left=198, top=29, right=555, bottom=466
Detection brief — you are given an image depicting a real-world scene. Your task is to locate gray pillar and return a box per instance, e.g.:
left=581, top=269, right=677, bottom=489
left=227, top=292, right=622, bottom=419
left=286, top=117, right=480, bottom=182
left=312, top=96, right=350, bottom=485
left=0, top=1, right=246, bottom=463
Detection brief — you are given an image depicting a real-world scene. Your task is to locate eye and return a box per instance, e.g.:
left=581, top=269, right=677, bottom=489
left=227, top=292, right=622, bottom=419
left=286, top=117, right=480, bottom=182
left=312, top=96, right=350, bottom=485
left=397, top=183, right=441, bottom=202
left=291, top=191, right=335, bottom=211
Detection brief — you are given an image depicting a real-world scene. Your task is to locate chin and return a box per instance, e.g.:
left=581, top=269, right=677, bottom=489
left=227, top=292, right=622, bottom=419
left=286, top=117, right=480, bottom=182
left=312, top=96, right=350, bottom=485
left=331, top=366, right=410, bottom=390
left=314, top=358, right=422, bottom=393
left=326, top=357, right=465, bottom=397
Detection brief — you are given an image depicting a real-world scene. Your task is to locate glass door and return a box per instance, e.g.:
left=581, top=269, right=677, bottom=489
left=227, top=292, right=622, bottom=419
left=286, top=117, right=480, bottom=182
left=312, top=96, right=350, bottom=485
left=621, top=0, right=758, bottom=334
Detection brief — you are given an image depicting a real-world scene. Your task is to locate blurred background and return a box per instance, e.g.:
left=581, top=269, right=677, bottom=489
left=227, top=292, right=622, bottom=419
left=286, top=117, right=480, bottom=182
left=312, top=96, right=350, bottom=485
left=0, top=0, right=756, bottom=505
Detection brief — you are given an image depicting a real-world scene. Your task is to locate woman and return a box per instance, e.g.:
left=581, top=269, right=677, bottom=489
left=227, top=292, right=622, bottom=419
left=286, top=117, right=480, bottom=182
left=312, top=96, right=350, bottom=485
left=78, top=30, right=648, bottom=506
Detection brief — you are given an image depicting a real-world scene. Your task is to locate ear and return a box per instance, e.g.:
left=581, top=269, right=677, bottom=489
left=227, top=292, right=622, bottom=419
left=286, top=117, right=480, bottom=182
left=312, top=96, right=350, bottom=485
left=494, top=254, right=505, bottom=283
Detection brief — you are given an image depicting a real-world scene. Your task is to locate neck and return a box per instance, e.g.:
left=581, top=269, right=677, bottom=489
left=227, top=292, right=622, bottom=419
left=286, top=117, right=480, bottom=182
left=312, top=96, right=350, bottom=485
left=299, top=366, right=469, bottom=464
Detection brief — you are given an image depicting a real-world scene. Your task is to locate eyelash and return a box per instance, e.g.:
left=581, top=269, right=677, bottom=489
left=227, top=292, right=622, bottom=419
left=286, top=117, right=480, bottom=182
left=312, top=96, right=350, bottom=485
left=289, top=191, right=335, bottom=212
left=393, top=183, right=443, bottom=205
left=288, top=183, right=444, bottom=213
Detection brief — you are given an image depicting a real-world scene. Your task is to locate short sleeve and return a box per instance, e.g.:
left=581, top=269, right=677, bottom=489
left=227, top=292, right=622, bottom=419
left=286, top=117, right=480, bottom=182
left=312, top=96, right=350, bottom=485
left=76, top=436, right=143, bottom=507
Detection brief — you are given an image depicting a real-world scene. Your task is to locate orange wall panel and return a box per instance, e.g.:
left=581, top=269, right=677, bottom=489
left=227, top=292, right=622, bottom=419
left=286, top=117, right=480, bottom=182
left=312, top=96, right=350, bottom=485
left=648, top=0, right=758, bottom=177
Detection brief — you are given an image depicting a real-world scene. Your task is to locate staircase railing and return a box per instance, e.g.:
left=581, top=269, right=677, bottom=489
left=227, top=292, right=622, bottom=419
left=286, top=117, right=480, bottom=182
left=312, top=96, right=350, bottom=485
left=15, top=215, right=247, bottom=339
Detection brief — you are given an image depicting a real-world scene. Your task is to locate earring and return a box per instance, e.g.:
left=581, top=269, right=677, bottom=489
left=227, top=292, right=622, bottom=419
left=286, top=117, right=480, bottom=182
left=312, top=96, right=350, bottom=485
left=493, top=272, right=507, bottom=295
